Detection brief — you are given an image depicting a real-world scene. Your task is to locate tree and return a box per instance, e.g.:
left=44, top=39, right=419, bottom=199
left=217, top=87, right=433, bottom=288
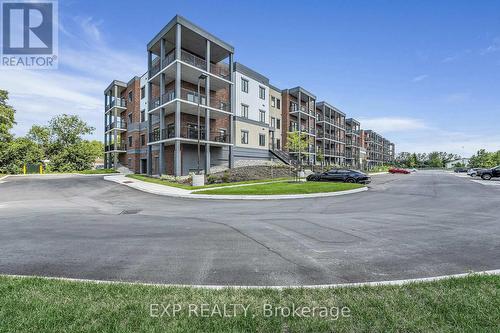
left=46, top=114, right=94, bottom=155
left=0, top=90, right=16, bottom=143
left=286, top=131, right=311, bottom=170
left=427, top=151, right=443, bottom=168
left=0, top=137, right=43, bottom=174
left=50, top=141, right=100, bottom=172
left=26, top=124, right=51, bottom=155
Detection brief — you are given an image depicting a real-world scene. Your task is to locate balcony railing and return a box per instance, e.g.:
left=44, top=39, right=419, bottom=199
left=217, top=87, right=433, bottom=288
left=106, top=121, right=127, bottom=131
left=149, top=97, right=161, bottom=111
left=106, top=98, right=127, bottom=110
left=149, top=126, right=230, bottom=144
left=105, top=143, right=126, bottom=152
left=181, top=49, right=207, bottom=71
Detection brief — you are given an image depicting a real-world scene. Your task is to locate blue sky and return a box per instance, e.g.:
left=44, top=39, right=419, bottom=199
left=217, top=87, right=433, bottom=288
left=3, top=0, right=500, bottom=156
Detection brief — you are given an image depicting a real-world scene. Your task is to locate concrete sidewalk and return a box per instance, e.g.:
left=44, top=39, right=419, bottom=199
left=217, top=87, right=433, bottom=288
left=104, top=175, right=368, bottom=200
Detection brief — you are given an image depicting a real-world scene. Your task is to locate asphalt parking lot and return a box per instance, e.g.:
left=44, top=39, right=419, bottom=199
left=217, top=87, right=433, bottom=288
left=0, top=171, right=499, bottom=286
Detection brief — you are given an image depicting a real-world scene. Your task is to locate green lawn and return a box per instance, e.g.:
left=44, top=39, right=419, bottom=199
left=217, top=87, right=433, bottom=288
left=0, top=274, right=498, bottom=332
left=196, top=181, right=364, bottom=195
left=126, top=174, right=292, bottom=190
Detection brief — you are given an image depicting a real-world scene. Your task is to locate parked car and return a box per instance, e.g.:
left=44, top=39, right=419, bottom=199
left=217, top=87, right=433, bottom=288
left=306, top=169, right=371, bottom=184
left=467, top=168, right=483, bottom=177
left=410, top=168, right=418, bottom=172
left=476, top=166, right=500, bottom=180
left=389, top=168, right=410, bottom=174
left=454, top=167, right=468, bottom=173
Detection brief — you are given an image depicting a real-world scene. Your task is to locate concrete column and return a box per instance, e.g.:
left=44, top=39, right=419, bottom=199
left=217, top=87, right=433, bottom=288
left=159, top=70, right=165, bottom=175
left=113, top=86, right=118, bottom=168
left=297, top=91, right=301, bottom=168
left=174, top=23, right=182, bottom=176
left=147, top=81, right=153, bottom=175
left=204, top=40, right=211, bottom=173
left=228, top=52, right=234, bottom=169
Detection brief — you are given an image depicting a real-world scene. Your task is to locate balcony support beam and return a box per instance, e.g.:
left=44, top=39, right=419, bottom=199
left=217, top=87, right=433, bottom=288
left=228, top=52, right=234, bottom=169
left=204, top=40, right=211, bottom=174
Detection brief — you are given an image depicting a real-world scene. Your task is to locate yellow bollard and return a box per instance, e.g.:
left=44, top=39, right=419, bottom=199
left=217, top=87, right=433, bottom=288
left=23, top=164, right=26, bottom=175
left=39, top=164, right=43, bottom=174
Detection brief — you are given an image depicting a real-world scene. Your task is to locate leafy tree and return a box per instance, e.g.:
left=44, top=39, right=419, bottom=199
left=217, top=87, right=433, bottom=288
left=50, top=141, right=102, bottom=172
left=26, top=124, right=51, bottom=155
left=46, top=114, right=94, bottom=155
left=0, top=90, right=16, bottom=143
left=428, top=151, right=444, bottom=167
left=286, top=131, right=311, bottom=170
left=0, top=137, right=43, bottom=174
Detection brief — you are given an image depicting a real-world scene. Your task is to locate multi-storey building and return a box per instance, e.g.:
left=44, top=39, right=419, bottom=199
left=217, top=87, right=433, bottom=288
left=315, top=102, right=346, bottom=166
left=345, top=118, right=361, bottom=169
left=146, top=15, right=234, bottom=176
left=104, top=74, right=150, bottom=173
left=268, top=85, right=282, bottom=151
left=362, top=130, right=384, bottom=168
left=281, top=87, right=317, bottom=165
left=232, top=62, right=271, bottom=162
left=105, top=15, right=395, bottom=174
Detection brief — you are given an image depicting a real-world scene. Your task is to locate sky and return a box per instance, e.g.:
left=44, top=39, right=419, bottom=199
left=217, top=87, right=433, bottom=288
left=2, top=0, right=500, bottom=157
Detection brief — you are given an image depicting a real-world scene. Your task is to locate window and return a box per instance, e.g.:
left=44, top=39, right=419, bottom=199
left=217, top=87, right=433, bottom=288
left=140, top=110, right=145, bottom=122
left=128, top=91, right=133, bottom=102
left=276, top=139, right=281, bottom=150
left=128, top=136, right=132, bottom=148
left=276, top=98, right=281, bottom=109
left=271, top=96, right=276, bottom=108
left=259, top=86, right=266, bottom=99
left=241, top=104, right=249, bottom=118
left=128, top=113, right=132, bottom=123
left=271, top=117, right=276, bottom=128
left=241, top=78, right=249, bottom=93
left=259, top=134, right=266, bottom=147
left=141, top=86, right=145, bottom=99
left=276, top=119, right=281, bottom=129
left=259, top=110, right=266, bottom=123
left=241, top=130, right=248, bottom=144
left=141, top=134, right=145, bottom=146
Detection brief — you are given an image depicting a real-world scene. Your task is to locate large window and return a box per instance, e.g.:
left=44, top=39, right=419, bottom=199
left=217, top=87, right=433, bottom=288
left=259, top=86, right=266, bottom=100
left=241, top=130, right=248, bottom=144
left=259, top=134, right=266, bottom=147
left=271, top=117, right=276, bottom=128
left=241, top=104, right=249, bottom=118
left=276, top=98, right=281, bottom=109
left=128, top=136, right=133, bottom=148
left=271, top=96, right=276, bottom=108
left=140, top=86, right=145, bottom=99
left=241, top=78, right=249, bottom=93
left=276, top=119, right=281, bottom=129
left=259, top=110, right=266, bottom=123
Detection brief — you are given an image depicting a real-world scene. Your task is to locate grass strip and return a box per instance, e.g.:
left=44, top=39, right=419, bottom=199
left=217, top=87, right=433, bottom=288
left=0, top=274, right=498, bottom=332
left=195, top=181, right=363, bottom=195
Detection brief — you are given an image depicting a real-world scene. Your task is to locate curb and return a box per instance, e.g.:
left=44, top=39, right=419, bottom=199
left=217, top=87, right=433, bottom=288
left=5, top=173, right=119, bottom=178
left=1, top=269, right=499, bottom=290
left=104, top=175, right=368, bottom=200
left=0, top=175, right=9, bottom=181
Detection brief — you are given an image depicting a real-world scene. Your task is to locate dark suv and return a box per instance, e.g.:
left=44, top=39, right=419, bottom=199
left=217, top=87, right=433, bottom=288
left=477, top=166, right=500, bottom=180
left=307, top=169, right=371, bottom=184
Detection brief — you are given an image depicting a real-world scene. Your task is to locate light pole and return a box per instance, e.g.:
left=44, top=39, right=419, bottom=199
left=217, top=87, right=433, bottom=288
left=197, top=74, right=207, bottom=175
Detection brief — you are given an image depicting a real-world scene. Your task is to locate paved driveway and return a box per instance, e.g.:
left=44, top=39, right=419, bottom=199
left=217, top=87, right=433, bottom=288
left=0, top=171, right=499, bottom=286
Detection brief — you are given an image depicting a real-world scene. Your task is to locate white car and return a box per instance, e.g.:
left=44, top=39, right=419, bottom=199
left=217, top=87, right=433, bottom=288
left=467, top=168, right=482, bottom=177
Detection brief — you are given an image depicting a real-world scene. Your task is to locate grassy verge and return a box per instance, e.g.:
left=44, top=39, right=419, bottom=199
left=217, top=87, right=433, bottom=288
left=196, top=181, right=363, bottom=195
left=0, top=274, right=498, bottom=332
left=126, top=174, right=292, bottom=190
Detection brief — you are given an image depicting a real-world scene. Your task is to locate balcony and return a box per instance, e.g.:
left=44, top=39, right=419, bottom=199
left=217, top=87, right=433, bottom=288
left=149, top=126, right=230, bottom=144
left=106, top=121, right=127, bottom=131
left=106, top=98, right=127, bottom=110
left=105, top=143, right=126, bottom=152
left=181, top=49, right=207, bottom=71
left=210, top=63, right=230, bottom=81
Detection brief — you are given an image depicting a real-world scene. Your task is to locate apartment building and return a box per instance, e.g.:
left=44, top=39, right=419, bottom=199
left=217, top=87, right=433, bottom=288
left=345, top=118, right=361, bottom=169
left=281, top=87, right=317, bottom=165
left=104, top=74, right=150, bottom=173
left=315, top=102, right=346, bottom=166
left=233, top=62, right=271, bottom=162
left=104, top=15, right=395, bottom=174
left=269, top=85, right=282, bottom=151
left=146, top=15, right=234, bottom=176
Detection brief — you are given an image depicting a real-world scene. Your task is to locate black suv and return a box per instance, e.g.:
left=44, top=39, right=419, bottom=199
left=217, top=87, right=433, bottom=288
left=477, top=166, right=500, bottom=180
left=307, top=169, right=371, bottom=184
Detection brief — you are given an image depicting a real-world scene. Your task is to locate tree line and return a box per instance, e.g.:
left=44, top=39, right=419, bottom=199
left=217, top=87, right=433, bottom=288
left=396, top=150, right=500, bottom=169
left=0, top=90, right=103, bottom=174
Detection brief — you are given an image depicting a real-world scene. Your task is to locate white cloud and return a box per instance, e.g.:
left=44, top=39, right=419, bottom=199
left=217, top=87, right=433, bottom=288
left=1, top=15, right=145, bottom=141
left=359, top=117, right=428, bottom=133
left=412, top=74, right=428, bottom=82
left=480, top=37, right=500, bottom=55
